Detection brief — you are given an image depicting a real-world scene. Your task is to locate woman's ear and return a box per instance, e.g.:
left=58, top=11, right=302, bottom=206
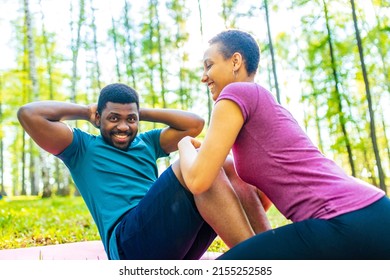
left=232, top=52, right=243, bottom=71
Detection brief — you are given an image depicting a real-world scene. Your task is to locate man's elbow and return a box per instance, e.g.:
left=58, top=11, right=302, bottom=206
left=17, top=105, right=32, bottom=125
left=189, top=117, right=205, bottom=137
left=17, top=104, right=42, bottom=131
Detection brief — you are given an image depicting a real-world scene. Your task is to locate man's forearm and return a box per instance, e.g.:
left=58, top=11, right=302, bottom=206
left=139, top=107, right=204, bottom=132
left=18, top=101, right=92, bottom=123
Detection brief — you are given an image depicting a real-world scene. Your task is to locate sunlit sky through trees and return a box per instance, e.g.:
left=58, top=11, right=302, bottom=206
left=0, top=0, right=388, bottom=193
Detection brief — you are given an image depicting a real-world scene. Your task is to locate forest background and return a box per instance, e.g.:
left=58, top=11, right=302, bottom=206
left=0, top=0, right=389, bottom=200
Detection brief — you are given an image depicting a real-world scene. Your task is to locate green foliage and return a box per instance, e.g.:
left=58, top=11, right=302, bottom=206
left=0, top=2, right=387, bottom=261
left=1, top=0, right=389, bottom=227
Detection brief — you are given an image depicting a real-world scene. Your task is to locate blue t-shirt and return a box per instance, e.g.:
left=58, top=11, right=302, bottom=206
left=57, top=128, right=168, bottom=259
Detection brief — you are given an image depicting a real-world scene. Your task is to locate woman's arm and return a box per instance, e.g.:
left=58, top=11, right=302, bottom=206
left=178, top=99, right=244, bottom=194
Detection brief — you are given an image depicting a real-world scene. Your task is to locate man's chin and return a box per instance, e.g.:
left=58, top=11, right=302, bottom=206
left=101, top=135, right=134, bottom=151
left=113, top=142, right=131, bottom=151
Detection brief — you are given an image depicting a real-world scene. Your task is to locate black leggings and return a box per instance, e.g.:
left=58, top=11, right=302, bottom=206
left=218, top=196, right=390, bottom=260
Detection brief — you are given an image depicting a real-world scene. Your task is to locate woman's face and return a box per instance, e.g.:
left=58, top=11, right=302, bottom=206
left=201, top=43, right=235, bottom=101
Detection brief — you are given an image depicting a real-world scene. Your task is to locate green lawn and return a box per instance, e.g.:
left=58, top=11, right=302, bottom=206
left=0, top=196, right=99, bottom=249
left=0, top=196, right=290, bottom=252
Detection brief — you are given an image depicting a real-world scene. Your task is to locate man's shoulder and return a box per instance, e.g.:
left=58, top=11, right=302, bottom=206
left=72, top=127, right=100, bottom=143
left=137, top=128, right=162, bottom=142
left=73, top=127, right=97, bottom=137
left=133, top=129, right=166, bottom=158
left=58, top=128, right=98, bottom=157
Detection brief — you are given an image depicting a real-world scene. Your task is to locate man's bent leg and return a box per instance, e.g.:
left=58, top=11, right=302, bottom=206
left=172, top=160, right=257, bottom=248
left=183, top=222, right=216, bottom=259
left=115, top=166, right=215, bottom=260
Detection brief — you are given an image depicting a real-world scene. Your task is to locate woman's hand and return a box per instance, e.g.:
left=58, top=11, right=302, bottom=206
left=179, top=136, right=202, bottom=149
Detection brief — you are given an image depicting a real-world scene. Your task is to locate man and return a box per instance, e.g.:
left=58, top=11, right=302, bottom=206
left=18, top=83, right=270, bottom=259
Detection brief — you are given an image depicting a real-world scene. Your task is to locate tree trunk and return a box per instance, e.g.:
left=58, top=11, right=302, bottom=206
left=39, top=0, right=54, bottom=197
left=21, top=131, right=26, bottom=195
left=89, top=0, right=102, bottom=92
left=264, top=0, right=281, bottom=104
left=372, top=3, right=390, bottom=173
left=146, top=0, right=157, bottom=111
left=154, top=1, right=167, bottom=108
left=350, top=0, right=386, bottom=192
left=70, top=0, right=85, bottom=104
left=0, top=76, right=5, bottom=196
left=110, top=16, right=122, bottom=83
left=24, top=0, right=40, bottom=195
left=67, top=0, right=85, bottom=196
left=197, top=0, right=212, bottom=124
left=123, top=0, right=137, bottom=90
left=381, top=115, right=390, bottom=174
left=323, top=0, right=356, bottom=177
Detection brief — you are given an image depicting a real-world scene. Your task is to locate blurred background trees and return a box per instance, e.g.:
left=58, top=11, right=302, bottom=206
left=0, top=0, right=388, bottom=197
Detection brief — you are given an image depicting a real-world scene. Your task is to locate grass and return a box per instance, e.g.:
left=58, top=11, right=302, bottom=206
left=0, top=196, right=99, bottom=249
left=0, top=196, right=290, bottom=252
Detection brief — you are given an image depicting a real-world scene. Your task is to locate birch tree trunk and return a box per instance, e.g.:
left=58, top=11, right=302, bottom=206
left=0, top=76, right=5, bottom=196
left=39, top=0, right=53, bottom=197
left=24, top=0, right=40, bottom=196
left=63, top=0, right=85, bottom=196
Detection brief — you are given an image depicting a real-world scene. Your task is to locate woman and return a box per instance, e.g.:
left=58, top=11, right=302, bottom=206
left=178, top=29, right=390, bottom=259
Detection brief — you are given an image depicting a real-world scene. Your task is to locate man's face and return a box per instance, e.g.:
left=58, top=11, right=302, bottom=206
left=96, top=102, right=139, bottom=151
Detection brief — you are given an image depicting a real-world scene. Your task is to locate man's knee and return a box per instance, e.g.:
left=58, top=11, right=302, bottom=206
left=170, top=160, right=190, bottom=191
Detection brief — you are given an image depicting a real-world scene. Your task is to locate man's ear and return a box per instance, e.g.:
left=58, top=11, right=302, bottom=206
left=95, top=112, right=101, bottom=128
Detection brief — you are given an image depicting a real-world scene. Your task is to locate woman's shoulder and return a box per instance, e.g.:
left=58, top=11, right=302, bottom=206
left=223, top=82, right=270, bottom=96
left=220, top=82, right=267, bottom=101
left=224, top=82, right=258, bottom=90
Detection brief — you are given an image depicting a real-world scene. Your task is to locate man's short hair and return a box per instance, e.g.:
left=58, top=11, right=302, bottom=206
left=97, top=83, right=139, bottom=115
